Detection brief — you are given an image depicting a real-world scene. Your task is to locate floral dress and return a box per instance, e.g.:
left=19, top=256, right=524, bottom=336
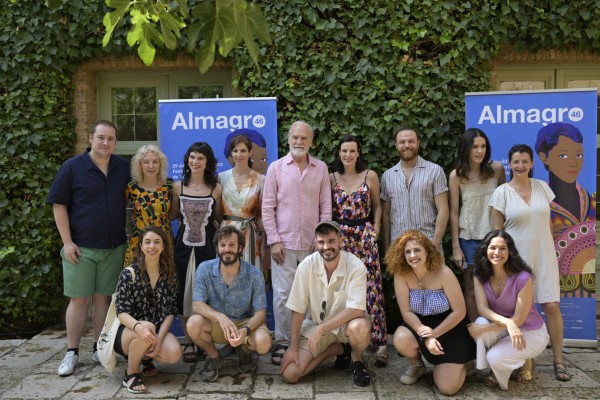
left=124, top=179, right=174, bottom=266
left=332, top=171, right=387, bottom=346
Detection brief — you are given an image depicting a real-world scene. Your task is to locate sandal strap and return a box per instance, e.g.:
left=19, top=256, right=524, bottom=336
left=124, top=372, right=145, bottom=389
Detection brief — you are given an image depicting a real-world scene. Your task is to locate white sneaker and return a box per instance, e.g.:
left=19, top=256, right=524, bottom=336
left=58, top=351, right=79, bottom=376
left=400, top=358, right=426, bottom=385
left=92, top=350, right=100, bottom=363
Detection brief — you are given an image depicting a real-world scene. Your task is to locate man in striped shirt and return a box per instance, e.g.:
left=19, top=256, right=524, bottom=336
left=380, top=127, right=448, bottom=254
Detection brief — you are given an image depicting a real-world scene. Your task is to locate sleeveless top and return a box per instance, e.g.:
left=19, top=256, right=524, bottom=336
left=178, top=184, right=216, bottom=248
left=483, top=271, right=544, bottom=330
left=459, top=177, right=498, bottom=240
left=332, top=170, right=372, bottom=226
left=409, top=288, right=450, bottom=316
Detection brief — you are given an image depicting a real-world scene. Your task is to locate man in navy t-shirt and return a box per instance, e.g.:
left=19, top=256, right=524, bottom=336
left=47, top=120, right=129, bottom=376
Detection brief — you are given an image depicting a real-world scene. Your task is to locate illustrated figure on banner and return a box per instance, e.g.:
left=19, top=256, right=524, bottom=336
left=535, top=123, right=596, bottom=297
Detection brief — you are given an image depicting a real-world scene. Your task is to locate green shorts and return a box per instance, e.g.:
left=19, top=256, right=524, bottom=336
left=61, top=244, right=126, bottom=298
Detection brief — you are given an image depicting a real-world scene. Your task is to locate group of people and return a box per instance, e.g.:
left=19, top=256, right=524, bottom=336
left=46, top=119, right=576, bottom=395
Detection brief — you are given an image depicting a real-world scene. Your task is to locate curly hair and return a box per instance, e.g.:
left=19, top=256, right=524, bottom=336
left=455, top=128, right=495, bottom=183
left=385, top=230, right=442, bottom=275
left=473, top=230, right=533, bottom=284
left=135, top=225, right=177, bottom=291
left=182, top=142, right=218, bottom=188
left=331, top=135, right=367, bottom=174
left=130, top=144, right=168, bottom=186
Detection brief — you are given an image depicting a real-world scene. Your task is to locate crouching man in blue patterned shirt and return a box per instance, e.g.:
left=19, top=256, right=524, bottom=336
left=187, top=225, right=272, bottom=382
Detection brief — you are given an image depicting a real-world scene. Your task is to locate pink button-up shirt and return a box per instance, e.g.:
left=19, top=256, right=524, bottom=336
left=262, top=153, right=332, bottom=250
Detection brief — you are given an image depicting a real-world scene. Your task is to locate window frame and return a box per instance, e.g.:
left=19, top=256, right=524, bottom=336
left=97, top=71, right=233, bottom=156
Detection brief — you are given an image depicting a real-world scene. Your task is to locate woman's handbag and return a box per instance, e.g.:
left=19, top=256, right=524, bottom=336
left=97, top=266, right=135, bottom=373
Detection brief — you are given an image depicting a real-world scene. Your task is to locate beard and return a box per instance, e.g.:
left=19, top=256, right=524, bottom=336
left=399, top=148, right=417, bottom=162
left=290, top=146, right=309, bottom=158
left=219, top=250, right=241, bottom=266
left=319, top=247, right=340, bottom=262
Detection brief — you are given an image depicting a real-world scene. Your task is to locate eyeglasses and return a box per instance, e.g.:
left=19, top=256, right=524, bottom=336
left=320, top=300, right=326, bottom=321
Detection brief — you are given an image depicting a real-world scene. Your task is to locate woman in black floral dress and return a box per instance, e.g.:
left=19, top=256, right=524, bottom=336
left=115, top=226, right=182, bottom=394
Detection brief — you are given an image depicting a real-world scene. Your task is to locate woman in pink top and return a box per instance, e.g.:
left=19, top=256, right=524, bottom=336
left=468, top=230, right=549, bottom=390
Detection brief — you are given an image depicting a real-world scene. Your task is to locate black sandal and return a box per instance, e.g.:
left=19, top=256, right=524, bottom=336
left=141, top=358, right=158, bottom=377
left=182, top=343, right=198, bottom=363
left=271, top=344, right=287, bottom=366
left=123, top=372, right=147, bottom=394
left=351, top=359, right=371, bottom=387
left=334, top=343, right=352, bottom=370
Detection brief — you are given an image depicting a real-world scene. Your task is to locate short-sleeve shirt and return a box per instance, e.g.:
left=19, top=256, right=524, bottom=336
left=489, top=179, right=560, bottom=303
left=115, top=263, right=178, bottom=327
left=46, top=149, right=130, bottom=249
left=193, top=259, right=267, bottom=322
left=380, top=156, right=448, bottom=242
left=286, top=251, right=367, bottom=335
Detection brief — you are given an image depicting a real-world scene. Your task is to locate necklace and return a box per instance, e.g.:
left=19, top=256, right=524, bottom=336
left=411, top=269, right=427, bottom=287
left=492, top=276, right=507, bottom=292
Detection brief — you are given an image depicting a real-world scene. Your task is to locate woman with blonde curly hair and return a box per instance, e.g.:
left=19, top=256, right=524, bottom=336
left=124, top=145, right=174, bottom=266
left=386, top=230, right=475, bottom=396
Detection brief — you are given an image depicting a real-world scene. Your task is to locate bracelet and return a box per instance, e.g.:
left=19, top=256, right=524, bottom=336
left=242, top=325, right=252, bottom=335
left=133, top=322, right=141, bottom=332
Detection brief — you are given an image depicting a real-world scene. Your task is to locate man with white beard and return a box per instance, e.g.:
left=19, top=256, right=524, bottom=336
left=262, top=120, right=332, bottom=365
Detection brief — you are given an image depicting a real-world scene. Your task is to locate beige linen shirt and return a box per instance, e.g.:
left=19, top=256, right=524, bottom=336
left=286, top=250, right=367, bottom=335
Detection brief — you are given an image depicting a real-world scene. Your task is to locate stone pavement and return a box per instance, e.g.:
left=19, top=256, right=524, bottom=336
left=0, top=322, right=598, bottom=400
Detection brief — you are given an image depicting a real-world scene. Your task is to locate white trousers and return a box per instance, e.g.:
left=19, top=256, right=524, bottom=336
left=474, top=316, right=549, bottom=390
left=272, top=249, right=310, bottom=345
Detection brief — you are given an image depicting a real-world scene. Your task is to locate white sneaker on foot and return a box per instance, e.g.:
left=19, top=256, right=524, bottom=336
left=58, top=351, right=79, bottom=376
left=400, top=358, right=426, bottom=385
left=92, top=350, right=100, bottom=363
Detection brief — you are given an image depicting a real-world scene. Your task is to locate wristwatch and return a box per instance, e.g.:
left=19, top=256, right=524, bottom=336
left=242, top=325, right=252, bottom=335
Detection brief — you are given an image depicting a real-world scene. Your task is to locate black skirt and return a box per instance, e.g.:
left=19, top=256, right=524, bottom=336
left=402, top=309, right=475, bottom=365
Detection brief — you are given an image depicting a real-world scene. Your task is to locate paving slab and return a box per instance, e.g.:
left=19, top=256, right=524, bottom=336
left=0, top=373, right=78, bottom=399
left=0, top=323, right=597, bottom=399
left=252, top=374, right=313, bottom=399
left=0, top=341, right=24, bottom=359
left=315, top=392, right=376, bottom=400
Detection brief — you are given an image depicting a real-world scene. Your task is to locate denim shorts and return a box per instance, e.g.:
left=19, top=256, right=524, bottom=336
left=459, top=238, right=481, bottom=267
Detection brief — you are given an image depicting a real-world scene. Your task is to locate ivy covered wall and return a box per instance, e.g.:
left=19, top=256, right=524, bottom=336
left=1, top=0, right=598, bottom=333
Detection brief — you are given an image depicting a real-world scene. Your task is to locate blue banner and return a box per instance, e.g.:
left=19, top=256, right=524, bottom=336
left=159, top=97, right=278, bottom=334
left=466, top=89, right=597, bottom=344
left=159, top=98, right=278, bottom=178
